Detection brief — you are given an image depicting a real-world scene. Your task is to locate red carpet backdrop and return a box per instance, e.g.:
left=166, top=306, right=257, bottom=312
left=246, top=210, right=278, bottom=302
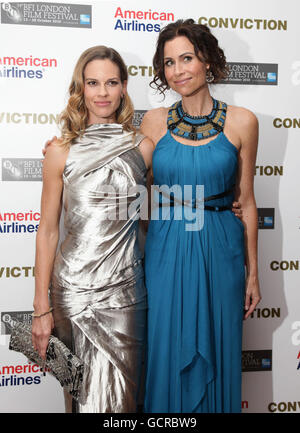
left=0, top=0, right=299, bottom=413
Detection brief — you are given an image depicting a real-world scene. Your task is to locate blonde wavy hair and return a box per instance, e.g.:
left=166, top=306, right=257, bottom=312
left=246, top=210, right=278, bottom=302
left=59, top=45, right=135, bottom=147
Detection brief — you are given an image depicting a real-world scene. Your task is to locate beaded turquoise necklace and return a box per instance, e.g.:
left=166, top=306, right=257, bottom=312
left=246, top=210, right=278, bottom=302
left=167, top=98, right=227, bottom=141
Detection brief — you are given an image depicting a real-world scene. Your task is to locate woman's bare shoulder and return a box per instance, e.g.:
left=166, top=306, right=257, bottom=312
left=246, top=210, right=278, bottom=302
left=140, top=107, right=169, bottom=143
left=43, top=138, right=69, bottom=175
left=142, top=107, right=168, bottom=122
left=227, top=105, right=258, bottom=128
left=226, top=104, right=259, bottom=151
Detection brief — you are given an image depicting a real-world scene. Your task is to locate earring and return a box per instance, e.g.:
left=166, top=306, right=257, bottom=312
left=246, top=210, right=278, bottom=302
left=206, top=70, right=214, bottom=83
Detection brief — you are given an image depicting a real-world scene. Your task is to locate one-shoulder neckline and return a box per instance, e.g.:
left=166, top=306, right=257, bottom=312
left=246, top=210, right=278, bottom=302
left=155, top=130, right=238, bottom=153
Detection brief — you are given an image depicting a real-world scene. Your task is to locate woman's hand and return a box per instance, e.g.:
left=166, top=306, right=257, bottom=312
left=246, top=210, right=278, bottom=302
left=32, top=313, right=54, bottom=360
left=244, top=276, right=261, bottom=320
left=42, top=136, right=57, bottom=157
left=232, top=201, right=242, bottom=219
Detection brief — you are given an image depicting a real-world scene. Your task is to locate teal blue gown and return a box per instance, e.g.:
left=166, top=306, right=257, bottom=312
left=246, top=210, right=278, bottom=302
left=144, top=129, right=245, bottom=413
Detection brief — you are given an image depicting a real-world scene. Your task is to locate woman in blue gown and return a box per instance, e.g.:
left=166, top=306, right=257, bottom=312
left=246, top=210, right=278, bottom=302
left=141, top=19, right=261, bottom=413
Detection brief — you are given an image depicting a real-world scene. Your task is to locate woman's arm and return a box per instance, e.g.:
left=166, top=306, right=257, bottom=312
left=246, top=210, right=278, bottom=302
left=234, top=108, right=261, bottom=319
left=139, top=168, right=154, bottom=234
left=137, top=136, right=154, bottom=234
left=32, top=141, right=68, bottom=359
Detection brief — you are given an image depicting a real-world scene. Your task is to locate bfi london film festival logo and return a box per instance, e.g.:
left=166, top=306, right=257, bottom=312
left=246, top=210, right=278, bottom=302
left=221, top=63, right=278, bottom=85
left=1, top=2, right=91, bottom=28
left=258, top=208, right=275, bottom=230
left=2, top=158, right=42, bottom=181
left=133, top=110, right=146, bottom=128
left=1, top=311, right=33, bottom=335
left=242, top=350, right=272, bottom=372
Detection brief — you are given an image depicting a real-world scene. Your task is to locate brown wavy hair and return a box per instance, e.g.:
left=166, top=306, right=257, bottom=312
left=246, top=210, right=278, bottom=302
left=60, top=45, right=135, bottom=147
left=151, top=19, right=228, bottom=95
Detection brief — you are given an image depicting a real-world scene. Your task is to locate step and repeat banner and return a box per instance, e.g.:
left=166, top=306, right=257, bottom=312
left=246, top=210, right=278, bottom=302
left=0, top=0, right=299, bottom=413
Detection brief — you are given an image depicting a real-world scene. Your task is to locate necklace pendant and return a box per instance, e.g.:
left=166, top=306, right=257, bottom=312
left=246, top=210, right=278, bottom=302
left=189, top=131, right=198, bottom=141
left=189, top=125, right=198, bottom=141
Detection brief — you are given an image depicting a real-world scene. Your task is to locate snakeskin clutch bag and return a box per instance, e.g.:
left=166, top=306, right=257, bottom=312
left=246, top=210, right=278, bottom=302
left=9, top=321, right=84, bottom=400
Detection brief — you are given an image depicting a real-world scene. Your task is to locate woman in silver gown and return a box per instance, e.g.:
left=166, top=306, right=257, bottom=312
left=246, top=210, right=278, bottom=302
left=31, top=46, right=153, bottom=413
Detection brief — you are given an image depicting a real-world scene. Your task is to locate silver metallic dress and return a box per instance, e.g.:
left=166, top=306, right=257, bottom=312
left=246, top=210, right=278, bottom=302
left=50, top=124, right=147, bottom=413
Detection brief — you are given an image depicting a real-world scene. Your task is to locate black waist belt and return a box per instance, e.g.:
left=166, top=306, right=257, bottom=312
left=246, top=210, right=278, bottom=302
left=158, top=186, right=235, bottom=212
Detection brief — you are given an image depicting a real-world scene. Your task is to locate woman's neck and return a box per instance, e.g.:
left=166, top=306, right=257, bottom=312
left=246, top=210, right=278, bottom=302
left=87, top=114, right=117, bottom=125
left=181, top=88, right=213, bottom=117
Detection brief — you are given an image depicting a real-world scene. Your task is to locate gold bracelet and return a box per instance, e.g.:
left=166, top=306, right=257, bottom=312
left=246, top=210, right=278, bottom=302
left=32, top=307, right=54, bottom=318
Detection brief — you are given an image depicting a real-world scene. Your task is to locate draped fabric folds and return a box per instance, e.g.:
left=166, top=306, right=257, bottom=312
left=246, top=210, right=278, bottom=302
left=50, top=124, right=147, bottom=413
left=144, top=131, right=245, bottom=413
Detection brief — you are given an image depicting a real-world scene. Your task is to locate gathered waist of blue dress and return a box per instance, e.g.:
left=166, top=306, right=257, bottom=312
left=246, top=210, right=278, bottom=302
left=156, top=185, right=235, bottom=212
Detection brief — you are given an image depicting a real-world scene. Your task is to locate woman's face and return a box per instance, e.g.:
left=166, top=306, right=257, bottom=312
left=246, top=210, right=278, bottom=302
left=84, top=58, right=126, bottom=124
left=163, top=35, right=209, bottom=97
